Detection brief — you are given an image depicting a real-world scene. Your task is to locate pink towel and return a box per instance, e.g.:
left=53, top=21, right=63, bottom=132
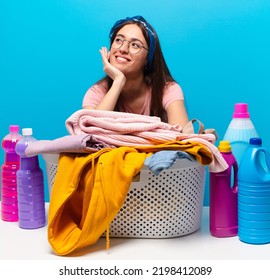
left=65, top=109, right=216, bottom=146
left=65, top=109, right=227, bottom=172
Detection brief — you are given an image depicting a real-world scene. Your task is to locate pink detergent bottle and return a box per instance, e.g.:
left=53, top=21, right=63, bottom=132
left=210, top=140, right=238, bottom=237
left=1, top=125, right=22, bottom=221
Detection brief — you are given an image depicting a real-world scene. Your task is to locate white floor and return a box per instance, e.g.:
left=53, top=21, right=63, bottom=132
left=0, top=204, right=269, bottom=260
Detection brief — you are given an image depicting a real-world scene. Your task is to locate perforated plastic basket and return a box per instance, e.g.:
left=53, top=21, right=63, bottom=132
left=43, top=153, right=206, bottom=238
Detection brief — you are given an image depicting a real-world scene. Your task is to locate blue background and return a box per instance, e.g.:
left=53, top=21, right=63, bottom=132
left=1, top=0, right=270, bottom=205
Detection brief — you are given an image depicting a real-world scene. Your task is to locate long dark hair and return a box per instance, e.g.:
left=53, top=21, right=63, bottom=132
left=101, top=17, right=175, bottom=122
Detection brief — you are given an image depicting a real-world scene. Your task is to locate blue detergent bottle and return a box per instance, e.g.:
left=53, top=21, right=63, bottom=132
left=238, top=138, right=270, bottom=244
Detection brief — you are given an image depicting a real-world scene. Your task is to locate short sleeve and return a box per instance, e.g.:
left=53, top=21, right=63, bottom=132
left=162, top=82, right=184, bottom=110
left=82, top=81, right=108, bottom=109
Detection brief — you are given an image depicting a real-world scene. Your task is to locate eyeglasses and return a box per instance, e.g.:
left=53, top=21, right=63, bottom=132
left=111, top=37, right=149, bottom=54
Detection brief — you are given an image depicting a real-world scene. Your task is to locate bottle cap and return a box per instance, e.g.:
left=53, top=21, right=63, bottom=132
left=22, top=128, right=33, bottom=136
left=249, top=137, right=262, bottom=146
left=218, top=140, right=232, bottom=153
left=9, top=125, right=19, bottom=133
left=233, top=103, right=250, bottom=118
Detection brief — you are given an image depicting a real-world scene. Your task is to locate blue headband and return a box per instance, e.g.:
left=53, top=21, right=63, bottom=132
left=109, top=16, right=156, bottom=69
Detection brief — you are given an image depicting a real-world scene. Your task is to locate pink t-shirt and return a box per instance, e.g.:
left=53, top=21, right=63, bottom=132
left=82, top=81, right=184, bottom=115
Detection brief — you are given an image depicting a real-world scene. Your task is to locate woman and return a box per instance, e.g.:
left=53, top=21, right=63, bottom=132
left=83, top=15, right=189, bottom=128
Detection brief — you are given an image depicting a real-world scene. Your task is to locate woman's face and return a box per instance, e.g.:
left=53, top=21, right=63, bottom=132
left=109, top=24, right=148, bottom=77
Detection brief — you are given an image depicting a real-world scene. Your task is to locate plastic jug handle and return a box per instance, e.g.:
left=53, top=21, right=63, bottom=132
left=232, top=161, right=238, bottom=193
left=254, top=148, right=270, bottom=177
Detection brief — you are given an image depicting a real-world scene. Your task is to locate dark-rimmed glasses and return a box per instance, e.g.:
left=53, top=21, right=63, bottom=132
left=111, top=37, right=149, bottom=54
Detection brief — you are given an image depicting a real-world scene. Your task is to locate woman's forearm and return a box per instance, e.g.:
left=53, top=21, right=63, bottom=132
left=94, top=77, right=126, bottom=111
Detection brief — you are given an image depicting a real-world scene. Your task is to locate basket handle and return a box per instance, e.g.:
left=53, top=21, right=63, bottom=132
left=182, top=118, right=218, bottom=140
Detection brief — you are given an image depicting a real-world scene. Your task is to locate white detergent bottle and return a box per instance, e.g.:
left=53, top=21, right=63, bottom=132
left=223, top=103, right=259, bottom=166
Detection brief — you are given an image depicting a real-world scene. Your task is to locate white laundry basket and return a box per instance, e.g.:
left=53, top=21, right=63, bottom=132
left=43, top=153, right=206, bottom=238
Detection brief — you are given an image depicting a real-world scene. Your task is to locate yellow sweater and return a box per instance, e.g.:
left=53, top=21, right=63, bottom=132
left=48, top=141, right=212, bottom=255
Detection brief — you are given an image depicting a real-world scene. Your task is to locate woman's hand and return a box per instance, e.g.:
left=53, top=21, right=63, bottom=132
left=99, top=47, right=126, bottom=84
left=92, top=47, right=126, bottom=111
